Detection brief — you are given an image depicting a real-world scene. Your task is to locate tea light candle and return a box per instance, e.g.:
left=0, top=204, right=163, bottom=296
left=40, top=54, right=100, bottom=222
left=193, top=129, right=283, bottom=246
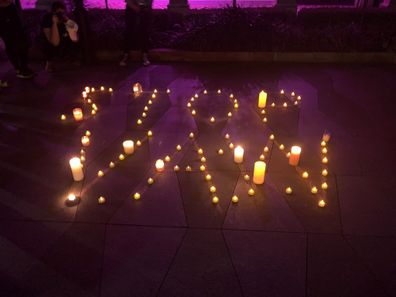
left=165, top=155, right=171, bottom=162
left=218, top=149, right=224, bottom=155
left=154, top=89, right=158, bottom=94
left=258, top=90, right=267, bottom=108
left=279, top=144, right=285, bottom=150
left=253, top=161, right=266, bottom=185
left=261, top=109, right=266, bottom=115
left=200, top=157, right=206, bottom=163
left=297, top=95, right=302, bottom=101
left=147, top=177, right=154, bottom=185
left=189, top=132, right=194, bottom=139
left=200, top=165, right=206, bottom=171
left=322, top=169, right=328, bottom=176
left=98, top=170, right=104, bottom=177
left=194, top=93, right=198, bottom=98
left=147, top=130, right=153, bottom=137
left=210, top=117, right=215, bottom=123
left=151, top=93, right=156, bottom=99
left=185, top=166, right=192, bottom=172
left=91, top=110, right=96, bottom=115
left=123, top=140, right=134, bottom=155
left=322, top=132, right=331, bottom=142
left=234, top=146, right=244, bottom=163
left=204, top=90, right=208, bottom=94
left=280, top=89, right=285, bottom=94
left=283, top=102, right=288, bottom=108
left=225, top=134, right=230, bottom=139
left=322, top=147, right=328, bottom=154
left=109, top=161, right=115, bottom=168
left=271, top=103, right=275, bottom=107
left=119, top=154, right=125, bottom=161
left=136, top=140, right=142, bottom=146
left=289, top=146, right=301, bottom=166
left=81, top=136, right=90, bottom=147
left=205, top=174, right=212, bottom=181
left=67, top=193, right=77, bottom=203
left=191, top=110, right=196, bottom=116
left=230, top=93, right=234, bottom=98
left=269, top=134, right=275, bottom=140
left=232, top=195, right=239, bottom=203
left=244, top=174, right=250, bottom=181
left=174, top=165, right=180, bottom=172
left=228, top=112, right=232, bottom=117
left=311, top=186, right=318, bottom=194
left=302, top=171, right=309, bottom=178
left=263, top=117, right=267, bottom=123
left=73, top=108, right=83, bottom=121
left=137, top=119, right=142, bottom=125
left=212, top=196, right=219, bottom=204
left=155, top=159, right=165, bottom=172
left=187, top=102, right=192, bottom=108
left=100, top=86, right=105, bottom=91
left=109, top=87, right=113, bottom=92
left=61, top=114, right=66, bottom=121
left=321, top=141, right=326, bottom=147
left=259, top=154, right=265, bottom=161
left=166, top=89, right=170, bottom=93
left=285, top=187, right=293, bottom=194
left=248, top=188, right=255, bottom=196
left=291, top=91, right=295, bottom=96
left=69, top=157, right=84, bottom=181
left=321, top=182, right=328, bottom=190
left=318, top=200, right=326, bottom=208
left=133, top=192, right=141, bottom=200
left=210, top=186, right=216, bottom=193
left=234, top=103, right=239, bottom=109
left=144, top=106, right=148, bottom=111
left=148, top=100, right=153, bottom=105
left=198, top=148, right=204, bottom=155
left=229, top=143, right=234, bottom=150
left=322, top=157, right=328, bottom=164
left=98, top=196, right=106, bottom=204
left=217, top=89, right=221, bottom=94
left=142, top=112, right=147, bottom=118
left=263, top=146, right=269, bottom=153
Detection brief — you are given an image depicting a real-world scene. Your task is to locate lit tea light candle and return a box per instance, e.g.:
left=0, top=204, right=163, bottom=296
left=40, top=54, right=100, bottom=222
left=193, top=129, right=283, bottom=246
left=147, top=130, right=153, bottom=137
left=98, top=170, right=104, bottom=177
left=234, top=146, right=244, bottom=163
left=123, top=140, right=134, bottom=155
left=322, top=147, right=328, bottom=154
left=85, top=86, right=90, bottom=93
left=279, top=144, right=285, bottom=150
left=258, top=90, right=267, bottom=108
left=322, top=156, right=328, bottom=164
left=189, top=132, right=194, bottom=139
left=283, top=102, right=288, bottom=108
left=148, top=100, right=153, bottom=105
left=190, top=97, right=195, bottom=102
left=289, top=146, right=301, bottom=166
left=210, top=117, right=215, bottom=123
left=232, top=195, right=239, bottom=203
left=119, top=154, right=125, bottom=161
left=91, top=110, right=96, bottom=115
left=154, top=89, right=158, bottom=94
left=228, top=112, right=232, bottom=117
left=259, top=154, right=265, bottom=161
left=261, top=109, right=266, bottom=115
left=98, top=196, right=106, bottom=204
left=225, top=134, right=230, bottom=139
left=311, top=186, right=318, bottom=194
left=69, top=157, right=84, bottom=181
left=185, top=165, right=192, bottom=172
left=165, top=155, right=171, bottom=162
left=166, top=89, right=170, bottom=93
left=66, top=193, right=78, bottom=205
left=205, top=174, right=211, bottom=181
left=322, top=169, right=328, bottom=176
left=61, top=114, right=66, bottom=121
left=109, top=88, right=113, bottom=92
left=204, top=90, right=208, bottom=94
left=212, top=196, right=219, bottom=204
left=174, top=165, right=180, bottom=172
left=322, top=132, right=331, bottom=142
left=82, top=91, right=87, bottom=98
left=73, top=108, right=83, bottom=121
left=269, top=134, right=275, bottom=140
left=147, top=177, right=154, bottom=185
left=176, top=144, right=182, bottom=151
left=318, top=200, right=326, bottom=208
left=297, top=95, right=302, bottom=101
left=100, top=86, right=105, bottom=91
left=217, top=89, right=221, bottom=94
left=133, top=192, right=141, bottom=200
left=218, top=149, right=224, bottom=155
left=87, top=99, right=92, bottom=104
left=198, top=148, right=204, bottom=155
left=229, top=143, right=234, bottom=149
left=244, top=174, right=250, bottom=181
left=234, top=103, right=239, bottom=109
left=155, top=159, right=165, bottom=172
left=80, top=155, right=86, bottom=162
left=229, top=93, right=234, bottom=98
left=271, top=102, right=275, bottom=107
left=200, top=157, right=206, bottom=163
left=285, top=187, right=293, bottom=194
left=81, top=136, right=90, bottom=147
left=200, top=165, right=206, bottom=171
left=92, top=104, right=98, bottom=111
left=136, top=140, right=142, bottom=146
left=286, top=152, right=291, bottom=158
left=321, top=182, right=328, bottom=190
left=187, top=102, right=192, bottom=108
left=85, top=130, right=91, bottom=136
left=321, top=141, right=326, bottom=147
left=109, top=161, right=115, bottom=168
left=191, top=110, right=196, bottom=116
left=210, top=186, right=216, bottom=193
left=302, top=171, right=309, bottom=178
left=263, top=146, right=269, bottom=153
left=280, top=89, right=285, bottom=94
left=151, top=93, right=156, bottom=99
left=294, top=101, right=298, bottom=105
left=144, top=106, right=148, bottom=111
left=142, top=112, right=147, bottom=118
left=194, top=93, right=198, bottom=98
left=137, top=119, right=142, bottom=125
left=248, top=188, right=255, bottom=196
left=253, top=161, right=266, bottom=185
left=263, top=117, right=267, bottom=123
left=291, top=91, right=295, bottom=96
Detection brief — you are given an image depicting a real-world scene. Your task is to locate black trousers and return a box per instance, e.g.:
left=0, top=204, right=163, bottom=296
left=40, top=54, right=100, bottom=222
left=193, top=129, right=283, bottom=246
left=124, top=6, right=152, bottom=54
left=0, top=4, right=29, bottom=72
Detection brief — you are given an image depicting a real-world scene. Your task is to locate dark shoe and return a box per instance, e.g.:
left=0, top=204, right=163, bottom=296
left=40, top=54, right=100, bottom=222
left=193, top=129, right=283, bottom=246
left=16, top=69, right=35, bottom=79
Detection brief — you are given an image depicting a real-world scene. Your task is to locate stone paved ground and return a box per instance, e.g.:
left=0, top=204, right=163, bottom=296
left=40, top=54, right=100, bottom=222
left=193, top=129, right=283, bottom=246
left=0, top=60, right=396, bottom=297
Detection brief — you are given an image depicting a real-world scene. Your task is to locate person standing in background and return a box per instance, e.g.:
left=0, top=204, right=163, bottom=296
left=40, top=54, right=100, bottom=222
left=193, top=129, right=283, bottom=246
left=119, top=0, right=153, bottom=67
left=0, top=0, right=35, bottom=79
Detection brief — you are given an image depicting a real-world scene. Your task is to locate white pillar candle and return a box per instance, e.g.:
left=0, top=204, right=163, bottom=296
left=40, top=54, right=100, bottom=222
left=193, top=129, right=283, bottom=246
left=155, top=159, right=165, bottom=172
left=69, top=157, right=84, bottom=181
left=253, top=161, right=266, bottom=185
left=289, top=146, right=302, bottom=166
left=123, top=140, right=134, bottom=155
left=234, top=146, right=244, bottom=163
left=81, top=136, right=90, bottom=147
left=258, top=90, right=267, bottom=108
left=73, top=108, right=83, bottom=121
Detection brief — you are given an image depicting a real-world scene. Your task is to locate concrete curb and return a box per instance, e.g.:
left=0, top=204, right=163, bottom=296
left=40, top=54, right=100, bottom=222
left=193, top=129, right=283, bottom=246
left=96, top=49, right=396, bottom=63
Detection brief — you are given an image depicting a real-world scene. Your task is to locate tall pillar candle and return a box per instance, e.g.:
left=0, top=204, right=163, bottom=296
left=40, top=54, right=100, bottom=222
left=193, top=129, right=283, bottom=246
left=258, top=91, right=267, bottom=108
left=69, top=157, right=84, bottom=181
left=253, top=161, right=266, bottom=185
left=234, top=146, right=244, bottom=163
left=123, top=140, right=134, bottom=155
left=289, top=146, right=301, bottom=166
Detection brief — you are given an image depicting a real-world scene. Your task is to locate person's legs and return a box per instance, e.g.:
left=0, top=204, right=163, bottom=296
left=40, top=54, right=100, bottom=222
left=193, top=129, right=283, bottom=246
left=41, top=40, right=57, bottom=72
left=139, top=7, right=152, bottom=66
left=0, top=32, right=22, bottom=71
left=120, top=7, right=138, bottom=66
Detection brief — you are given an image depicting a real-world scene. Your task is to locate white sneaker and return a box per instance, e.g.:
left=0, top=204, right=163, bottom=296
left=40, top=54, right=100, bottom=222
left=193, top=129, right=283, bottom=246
left=143, top=53, right=151, bottom=66
left=119, top=54, right=128, bottom=66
